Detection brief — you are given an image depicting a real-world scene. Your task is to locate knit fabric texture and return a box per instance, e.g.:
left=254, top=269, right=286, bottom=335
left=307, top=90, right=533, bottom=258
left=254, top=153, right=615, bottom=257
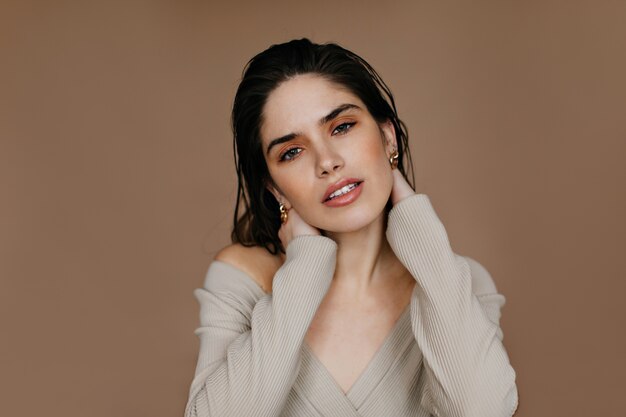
left=184, top=193, right=519, bottom=417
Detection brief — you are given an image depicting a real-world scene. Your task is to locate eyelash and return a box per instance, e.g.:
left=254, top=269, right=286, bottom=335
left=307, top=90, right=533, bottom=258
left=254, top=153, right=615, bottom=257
left=332, top=121, right=356, bottom=135
left=278, top=122, right=356, bottom=162
left=279, top=148, right=301, bottom=161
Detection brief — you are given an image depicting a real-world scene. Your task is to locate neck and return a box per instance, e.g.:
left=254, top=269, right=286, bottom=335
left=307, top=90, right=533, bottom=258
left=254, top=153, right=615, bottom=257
left=324, top=209, right=408, bottom=302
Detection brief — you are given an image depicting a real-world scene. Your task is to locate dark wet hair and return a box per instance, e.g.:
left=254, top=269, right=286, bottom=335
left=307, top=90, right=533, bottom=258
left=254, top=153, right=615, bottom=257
left=230, top=38, right=415, bottom=254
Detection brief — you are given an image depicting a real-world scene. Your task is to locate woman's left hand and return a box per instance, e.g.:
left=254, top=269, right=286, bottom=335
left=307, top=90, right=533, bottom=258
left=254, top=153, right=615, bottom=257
left=390, top=168, right=416, bottom=206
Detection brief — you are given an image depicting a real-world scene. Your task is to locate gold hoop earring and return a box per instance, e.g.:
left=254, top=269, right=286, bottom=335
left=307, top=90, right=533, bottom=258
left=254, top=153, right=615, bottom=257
left=279, top=203, right=289, bottom=224
left=389, top=150, right=399, bottom=169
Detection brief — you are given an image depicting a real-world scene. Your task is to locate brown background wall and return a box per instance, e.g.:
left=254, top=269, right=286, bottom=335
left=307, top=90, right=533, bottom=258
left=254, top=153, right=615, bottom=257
left=1, top=1, right=624, bottom=416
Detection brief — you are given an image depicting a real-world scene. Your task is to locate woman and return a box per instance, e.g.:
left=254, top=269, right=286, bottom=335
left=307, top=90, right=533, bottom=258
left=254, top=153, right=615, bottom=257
left=185, top=38, right=518, bottom=417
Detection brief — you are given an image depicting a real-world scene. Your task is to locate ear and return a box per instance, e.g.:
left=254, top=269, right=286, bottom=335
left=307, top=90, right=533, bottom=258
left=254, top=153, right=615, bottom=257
left=265, top=180, right=289, bottom=207
left=379, top=119, right=397, bottom=155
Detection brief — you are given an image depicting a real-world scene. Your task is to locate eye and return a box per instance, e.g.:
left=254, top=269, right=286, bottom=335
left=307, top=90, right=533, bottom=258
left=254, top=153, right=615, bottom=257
left=279, top=147, right=302, bottom=162
left=332, top=122, right=356, bottom=135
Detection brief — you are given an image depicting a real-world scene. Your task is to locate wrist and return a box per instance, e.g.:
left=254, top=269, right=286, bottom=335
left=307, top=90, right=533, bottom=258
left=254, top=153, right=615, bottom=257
left=390, top=169, right=416, bottom=205
left=391, top=188, right=416, bottom=206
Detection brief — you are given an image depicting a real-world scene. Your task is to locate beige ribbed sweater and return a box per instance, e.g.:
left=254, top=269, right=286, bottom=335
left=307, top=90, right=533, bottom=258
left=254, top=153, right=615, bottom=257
left=185, top=194, right=519, bottom=417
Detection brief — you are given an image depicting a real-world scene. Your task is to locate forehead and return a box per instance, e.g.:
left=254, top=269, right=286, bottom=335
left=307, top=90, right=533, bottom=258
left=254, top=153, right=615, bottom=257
left=260, top=74, right=364, bottom=143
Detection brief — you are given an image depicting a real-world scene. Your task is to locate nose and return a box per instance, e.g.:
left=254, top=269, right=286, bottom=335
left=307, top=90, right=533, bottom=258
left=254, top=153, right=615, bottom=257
left=316, top=144, right=344, bottom=177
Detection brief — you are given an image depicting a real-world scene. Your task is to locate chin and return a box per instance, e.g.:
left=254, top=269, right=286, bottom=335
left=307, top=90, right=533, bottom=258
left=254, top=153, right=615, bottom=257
left=303, top=182, right=393, bottom=233
left=314, top=202, right=387, bottom=234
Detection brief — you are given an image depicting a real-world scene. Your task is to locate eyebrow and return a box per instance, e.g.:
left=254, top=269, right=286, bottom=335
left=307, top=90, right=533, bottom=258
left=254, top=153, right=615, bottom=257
left=265, top=103, right=362, bottom=156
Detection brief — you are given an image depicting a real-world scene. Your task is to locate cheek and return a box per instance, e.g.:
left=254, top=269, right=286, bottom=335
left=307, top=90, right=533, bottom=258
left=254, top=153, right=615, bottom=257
left=351, top=134, right=389, bottom=172
left=360, top=137, right=394, bottom=190
left=268, top=165, right=312, bottom=204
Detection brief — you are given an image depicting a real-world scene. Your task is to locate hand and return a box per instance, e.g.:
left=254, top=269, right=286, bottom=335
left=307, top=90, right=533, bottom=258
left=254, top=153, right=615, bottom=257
left=390, top=168, right=416, bottom=206
left=278, top=206, right=321, bottom=249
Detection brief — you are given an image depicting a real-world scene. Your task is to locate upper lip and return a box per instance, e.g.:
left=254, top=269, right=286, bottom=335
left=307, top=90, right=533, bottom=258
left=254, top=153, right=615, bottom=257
left=322, top=178, right=363, bottom=202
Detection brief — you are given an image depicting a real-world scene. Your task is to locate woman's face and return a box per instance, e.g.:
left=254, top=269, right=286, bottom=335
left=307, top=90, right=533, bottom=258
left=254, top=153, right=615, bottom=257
left=260, top=73, right=396, bottom=233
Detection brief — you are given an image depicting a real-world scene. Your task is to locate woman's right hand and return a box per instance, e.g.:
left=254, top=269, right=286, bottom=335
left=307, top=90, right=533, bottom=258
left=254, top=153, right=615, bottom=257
left=278, top=206, right=321, bottom=249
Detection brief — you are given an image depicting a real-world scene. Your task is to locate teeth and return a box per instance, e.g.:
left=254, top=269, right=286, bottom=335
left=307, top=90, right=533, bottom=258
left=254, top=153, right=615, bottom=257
left=328, top=182, right=359, bottom=200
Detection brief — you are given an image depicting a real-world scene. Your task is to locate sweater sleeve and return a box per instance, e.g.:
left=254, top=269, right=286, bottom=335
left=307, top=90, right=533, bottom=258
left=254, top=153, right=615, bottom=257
left=386, top=194, right=519, bottom=417
left=184, top=235, right=337, bottom=417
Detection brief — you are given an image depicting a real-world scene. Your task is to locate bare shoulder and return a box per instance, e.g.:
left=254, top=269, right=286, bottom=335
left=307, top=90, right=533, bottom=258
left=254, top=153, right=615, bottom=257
left=214, top=243, right=284, bottom=294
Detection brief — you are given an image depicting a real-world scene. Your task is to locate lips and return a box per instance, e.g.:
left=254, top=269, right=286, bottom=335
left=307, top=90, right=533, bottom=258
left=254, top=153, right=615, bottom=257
left=322, top=177, right=364, bottom=202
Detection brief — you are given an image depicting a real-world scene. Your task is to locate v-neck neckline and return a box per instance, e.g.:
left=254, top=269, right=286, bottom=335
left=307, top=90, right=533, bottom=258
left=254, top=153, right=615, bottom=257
left=299, top=303, right=413, bottom=407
